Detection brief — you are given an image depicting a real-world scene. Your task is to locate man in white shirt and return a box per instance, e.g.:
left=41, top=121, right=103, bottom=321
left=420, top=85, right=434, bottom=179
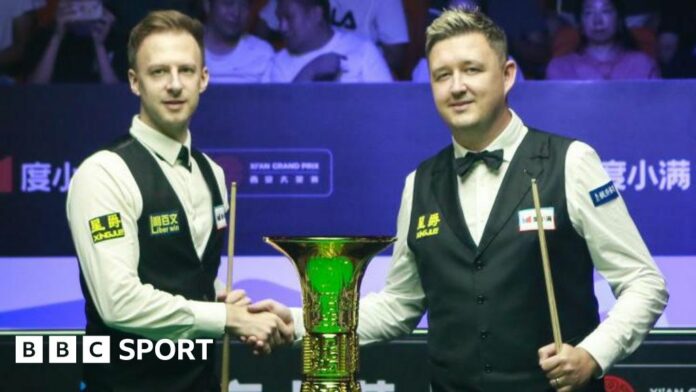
left=204, top=0, right=274, bottom=83
left=67, top=10, right=292, bottom=391
left=256, top=7, right=668, bottom=391
left=257, top=0, right=409, bottom=72
left=264, top=0, right=392, bottom=83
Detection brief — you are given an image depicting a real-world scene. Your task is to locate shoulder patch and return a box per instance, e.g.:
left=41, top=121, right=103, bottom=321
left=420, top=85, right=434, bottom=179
left=89, top=213, right=125, bottom=244
left=590, top=181, right=619, bottom=207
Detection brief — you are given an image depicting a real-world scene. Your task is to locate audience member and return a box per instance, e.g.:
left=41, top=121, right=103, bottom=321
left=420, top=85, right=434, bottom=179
left=257, top=0, right=408, bottom=72
left=204, top=0, right=274, bottom=83
left=545, top=0, right=658, bottom=59
left=29, top=0, right=119, bottom=83
left=264, top=0, right=392, bottom=83
left=0, top=0, right=44, bottom=83
left=546, top=0, right=659, bottom=80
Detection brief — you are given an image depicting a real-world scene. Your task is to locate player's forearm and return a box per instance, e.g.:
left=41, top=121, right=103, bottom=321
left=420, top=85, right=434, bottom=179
left=578, top=271, right=668, bottom=373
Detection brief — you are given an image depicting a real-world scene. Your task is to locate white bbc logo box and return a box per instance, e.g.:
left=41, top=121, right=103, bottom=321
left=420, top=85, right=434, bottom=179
left=15, top=336, right=110, bottom=364
left=15, top=336, right=211, bottom=363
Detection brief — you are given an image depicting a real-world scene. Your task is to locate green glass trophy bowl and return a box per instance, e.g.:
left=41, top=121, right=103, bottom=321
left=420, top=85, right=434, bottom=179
left=263, top=236, right=396, bottom=392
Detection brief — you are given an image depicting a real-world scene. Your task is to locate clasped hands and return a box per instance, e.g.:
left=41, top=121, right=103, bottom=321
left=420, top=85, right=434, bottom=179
left=221, top=290, right=294, bottom=355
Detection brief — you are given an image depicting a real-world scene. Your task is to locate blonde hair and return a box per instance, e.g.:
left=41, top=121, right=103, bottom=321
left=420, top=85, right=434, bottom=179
left=425, top=6, right=507, bottom=64
left=127, top=10, right=205, bottom=69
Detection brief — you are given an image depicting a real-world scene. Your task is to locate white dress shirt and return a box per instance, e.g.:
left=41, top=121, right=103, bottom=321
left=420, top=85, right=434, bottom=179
left=291, top=110, right=668, bottom=373
left=66, top=116, right=228, bottom=340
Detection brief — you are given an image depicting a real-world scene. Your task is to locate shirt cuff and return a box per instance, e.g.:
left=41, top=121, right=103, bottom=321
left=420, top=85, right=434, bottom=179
left=213, top=279, right=225, bottom=298
left=577, top=332, right=618, bottom=377
left=290, top=307, right=305, bottom=342
left=189, top=300, right=227, bottom=338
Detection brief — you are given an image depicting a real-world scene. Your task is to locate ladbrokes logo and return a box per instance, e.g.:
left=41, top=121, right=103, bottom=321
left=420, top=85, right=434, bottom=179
left=15, top=336, right=213, bottom=363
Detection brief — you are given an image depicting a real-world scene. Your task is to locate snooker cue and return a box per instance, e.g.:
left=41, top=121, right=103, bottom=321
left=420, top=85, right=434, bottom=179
left=531, top=179, right=563, bottom=354
left=221, top=182, right=237, bottom=392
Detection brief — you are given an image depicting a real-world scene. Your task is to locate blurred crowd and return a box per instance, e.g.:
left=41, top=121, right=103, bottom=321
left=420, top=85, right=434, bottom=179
left=1, top=0, right=695, bottom=84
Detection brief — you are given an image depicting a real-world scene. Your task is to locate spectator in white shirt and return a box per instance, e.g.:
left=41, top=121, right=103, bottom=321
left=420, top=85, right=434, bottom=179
left=256, top=0, right=408, bottom=72
left=204, top=0, right=274, bottom=83
left=264, top=0, right=392, bottom=83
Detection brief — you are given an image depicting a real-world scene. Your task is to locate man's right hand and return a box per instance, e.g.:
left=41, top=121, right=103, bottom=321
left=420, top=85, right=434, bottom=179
left=224, top=303, right=288, bottom=354
left=242, top=299, right=295, bottom=354
left=293, top=52, right=346, bottom=82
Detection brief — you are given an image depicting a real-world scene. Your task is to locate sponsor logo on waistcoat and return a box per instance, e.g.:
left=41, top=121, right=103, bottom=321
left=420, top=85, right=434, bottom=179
left=518, top=207, right=556, bottom=231
left=149, top=210, right=181, bottom=236
left=416, top=212, right=441, bottom=239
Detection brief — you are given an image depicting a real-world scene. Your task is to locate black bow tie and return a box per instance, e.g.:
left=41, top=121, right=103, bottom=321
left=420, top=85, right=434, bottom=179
left=454, top=149, right=504, bottom=177
left=177, top=146, right=191, bottom=172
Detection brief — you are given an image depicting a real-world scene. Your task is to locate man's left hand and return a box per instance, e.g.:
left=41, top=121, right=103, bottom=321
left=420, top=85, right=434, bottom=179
left=538, top=343, right=600, bottom=391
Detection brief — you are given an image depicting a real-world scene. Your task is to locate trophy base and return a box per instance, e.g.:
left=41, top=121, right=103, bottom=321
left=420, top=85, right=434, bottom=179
left=300, top=380, right=361, bottom=392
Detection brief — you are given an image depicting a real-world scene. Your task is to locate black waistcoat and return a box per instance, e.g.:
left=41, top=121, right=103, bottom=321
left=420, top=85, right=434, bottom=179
left=408, top=129, right=603, bottom=392
left=78, top=136, right=225, bottom=392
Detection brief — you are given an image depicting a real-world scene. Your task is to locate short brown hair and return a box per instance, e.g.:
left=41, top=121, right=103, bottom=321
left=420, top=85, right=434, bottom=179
left=127, top=10, right=205, bottom=69
left=425, top=6, right=507, bottom=64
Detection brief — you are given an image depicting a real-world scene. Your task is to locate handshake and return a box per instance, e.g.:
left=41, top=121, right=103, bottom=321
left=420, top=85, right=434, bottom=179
left=220, top=290, right=295, bottom=355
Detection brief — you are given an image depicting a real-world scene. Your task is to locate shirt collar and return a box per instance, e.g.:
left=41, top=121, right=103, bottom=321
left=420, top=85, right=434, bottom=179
left=452, top=109, right=527, bottom=162
left=129, top=115, right=192, bottom=167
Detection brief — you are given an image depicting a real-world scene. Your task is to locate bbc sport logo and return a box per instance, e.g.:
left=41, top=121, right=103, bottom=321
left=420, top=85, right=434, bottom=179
left=15, top=336, right=214, bottom=363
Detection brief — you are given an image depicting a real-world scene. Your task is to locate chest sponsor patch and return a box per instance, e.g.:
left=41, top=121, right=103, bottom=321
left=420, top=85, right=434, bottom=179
left=149, top=211, right=181, bottom=236
left=415, top=212, right=441, bottom=239
left=518, top=207, right=556, bottom=232
left=89, top=213, right=125, bottom=244
left=214, top=205, right=227, bottom=230
left=590, top=181, right=619, bottom=207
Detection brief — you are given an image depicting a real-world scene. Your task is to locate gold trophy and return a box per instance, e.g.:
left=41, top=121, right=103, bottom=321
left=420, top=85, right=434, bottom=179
left=264, top=236, right=395, bottom=392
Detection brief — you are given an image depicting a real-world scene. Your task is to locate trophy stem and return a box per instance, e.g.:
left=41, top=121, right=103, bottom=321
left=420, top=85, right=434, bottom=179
left=301, top=333, right=357, bottom=391
left=264, top=236, right=395, bottom=392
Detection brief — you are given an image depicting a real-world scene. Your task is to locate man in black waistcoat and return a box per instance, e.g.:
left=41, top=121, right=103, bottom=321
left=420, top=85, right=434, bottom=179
left=261, top=6, right=668, bottom=392
left=67, top=10, right=293, bottom=391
